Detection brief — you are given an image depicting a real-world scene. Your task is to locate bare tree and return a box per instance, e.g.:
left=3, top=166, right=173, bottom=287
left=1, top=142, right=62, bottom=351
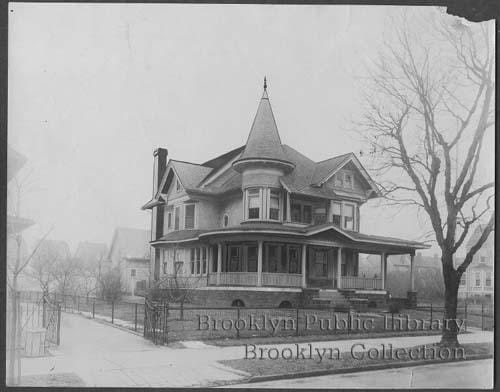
left=358, top=13, right=494, bottom=346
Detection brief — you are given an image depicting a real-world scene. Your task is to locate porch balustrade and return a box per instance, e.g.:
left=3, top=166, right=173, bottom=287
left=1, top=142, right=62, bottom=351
left=208, top=272, right=302, bottom=287
left=341, top=276, right=383, bottom=290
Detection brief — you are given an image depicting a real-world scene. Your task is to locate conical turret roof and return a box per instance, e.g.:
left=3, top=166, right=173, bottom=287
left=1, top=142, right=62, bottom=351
left=233, top=82, right=294, bottom=172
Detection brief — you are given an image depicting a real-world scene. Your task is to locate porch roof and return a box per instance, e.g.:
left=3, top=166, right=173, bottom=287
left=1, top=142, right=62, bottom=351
left=152, top=222, right=428, bottom=252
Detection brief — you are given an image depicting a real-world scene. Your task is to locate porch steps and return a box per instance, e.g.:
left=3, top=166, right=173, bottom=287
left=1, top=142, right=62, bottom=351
left=311, top=290, right=351, bottom=311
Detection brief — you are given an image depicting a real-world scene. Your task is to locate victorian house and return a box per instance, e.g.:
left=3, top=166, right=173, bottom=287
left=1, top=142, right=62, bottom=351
left=142, top=82, right=428, bottom=308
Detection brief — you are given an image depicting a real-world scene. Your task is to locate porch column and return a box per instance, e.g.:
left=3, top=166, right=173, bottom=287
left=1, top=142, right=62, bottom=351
left=257, top=240, right=263, bottom=286
left=337, top=247, right=342, bottom=289
left=286, top=192, right=291, bottom=222
left=410, top=253, right=415, bottom=291
left=381, top=252, right=386, bottom=290
left=301, top=244, right=307, bottom=288
left=216, top=243, right=222, bottom=286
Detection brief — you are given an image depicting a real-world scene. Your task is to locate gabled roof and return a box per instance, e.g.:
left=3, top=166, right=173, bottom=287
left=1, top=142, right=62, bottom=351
left=466, top=223, right=494, bottom=250
left=170, top=160, right=213, bottom=189
left=312, top=153, right=352, bottom=184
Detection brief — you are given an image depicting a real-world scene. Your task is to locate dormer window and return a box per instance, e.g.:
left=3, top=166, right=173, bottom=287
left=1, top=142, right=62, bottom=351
left=247, top=188, right=261, bottom=219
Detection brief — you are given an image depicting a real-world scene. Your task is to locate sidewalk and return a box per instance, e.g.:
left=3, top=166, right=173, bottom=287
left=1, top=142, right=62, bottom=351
left=19, top=312, right=493, bottom=387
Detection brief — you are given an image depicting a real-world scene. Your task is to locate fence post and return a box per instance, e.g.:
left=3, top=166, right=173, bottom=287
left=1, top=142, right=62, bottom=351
left=111, top=302, right=115, bottom=324
left=164, top=302, right=168, bottom=345
left=77, top=296, right=80, bottom=313
left=296, top=308, right=300, bottom=337
left=134, top=303, right=138, bottom=332
left=42, top=297, right=46, bottom=327
left=92, top=300, right=95, bottom=319
left=143, top=303, right=147, bottom=337
left=481, top=303, right=484, bottom=331
left=348, top=306, right=351, bottom=335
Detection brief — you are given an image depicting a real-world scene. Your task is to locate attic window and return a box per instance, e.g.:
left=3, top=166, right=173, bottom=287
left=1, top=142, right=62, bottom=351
left=176, top=179, right=181, bottom=192
left=344, top=173, right=353, bottom=189
left=334, top=174, right=343, bottom=187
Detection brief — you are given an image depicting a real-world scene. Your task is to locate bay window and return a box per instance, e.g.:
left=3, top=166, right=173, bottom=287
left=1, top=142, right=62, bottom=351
left=269, top=190, right=280, bottom=220
left=247, top=188, right=261, bottom=219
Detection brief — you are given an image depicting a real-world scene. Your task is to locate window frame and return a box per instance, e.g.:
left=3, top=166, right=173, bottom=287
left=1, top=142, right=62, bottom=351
left=343, top=203, right=355, bottom=231
left=167, top=212, right=172, bottom=229
left=269, top=189, right=281, bottom=221
left=344, top=172, right=354, bottom=189
left=184, top=203, right=196, bottom=229
left=176, top=178, right=182, bottom=192
left=246, top=188, right=262, bottom=220
left=485, top=271, right=492, bottom=287
left=475, top=272, right=481, bottom=287
left=174, top=206, right=181, bottom=230
left=131, top=269, right=136, bottom=277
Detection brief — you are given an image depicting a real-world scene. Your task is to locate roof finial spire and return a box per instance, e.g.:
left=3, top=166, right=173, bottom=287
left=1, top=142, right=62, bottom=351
left=263, top=76, right=267, bottom=91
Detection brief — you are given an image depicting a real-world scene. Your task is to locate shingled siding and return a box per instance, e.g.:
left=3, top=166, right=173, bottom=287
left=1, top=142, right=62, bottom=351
left=191, top=288, right=304, bottom=308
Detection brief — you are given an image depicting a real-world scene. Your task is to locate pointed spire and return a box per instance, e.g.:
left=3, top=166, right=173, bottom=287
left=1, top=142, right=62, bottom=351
left=232, top=83, right=294, bottom=173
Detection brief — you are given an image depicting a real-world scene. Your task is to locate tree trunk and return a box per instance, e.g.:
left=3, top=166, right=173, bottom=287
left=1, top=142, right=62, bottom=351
left=440, top=257, right=460, bottom=347
left=8, top=287, right=18, bottom=385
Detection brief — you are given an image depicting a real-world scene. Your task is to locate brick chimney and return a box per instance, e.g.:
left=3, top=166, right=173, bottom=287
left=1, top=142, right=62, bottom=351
left=152, top=148, right=168, bottom=196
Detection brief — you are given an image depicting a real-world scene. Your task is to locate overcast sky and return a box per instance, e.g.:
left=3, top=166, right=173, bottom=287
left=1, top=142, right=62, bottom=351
left=8, top=4, right=491, bottom=255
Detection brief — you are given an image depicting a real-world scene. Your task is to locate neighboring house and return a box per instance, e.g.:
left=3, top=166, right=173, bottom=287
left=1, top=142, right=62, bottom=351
left=74, top=241, right=108, bottom=296
left=107, top=228, right=151, bottom=295
left=142, top=82, right=428, bottom=308
left=457, top=225, right=494, bottom=302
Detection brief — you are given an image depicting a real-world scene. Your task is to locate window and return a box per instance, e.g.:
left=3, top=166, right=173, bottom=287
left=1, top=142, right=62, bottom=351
left=269, top=190, right=280, bottom=220
left=314, top=207, right=327, bottom=225
left=223, top=214, right=229, bottom=227
left=167, top=212, right=172, bottom=228
left=334, top=174, right=343, bottom=187
left=246, top=245, right=258, bottom=272
left=228, top=246, right=241, bottom=272
left=303, top=205, right=312, bottom=224
left=475, top=272, right=481, bottom=287
left=480, top=256, right=486, bottom=263
left=131, top=269, right=136, bottom=277
left=265, top=244, right=281, bottom=273
left=288, top=246, right=300, bottom=274
left=485, top=272, right=491, bottom=287
left=185, top=204, right=195, bottom=229
left=291, top=202, right=313, bottom=224
left=190, top=248, right=195, bottom=274
left=332, top=202, right=341, bottom=227
left=315, top=250, right=327, bottom=276
left=176, top=178, right=181, bottom=192
left=202, top=247, right=207, bottom=274
left=196, top=248, right=201, bottom=274
left=460, top=275, right=466, bottom=286
left=344, top=173, right=353, bottom=189
left=291, top=203, right=302, bottom=222
left=343, top=204, right=355, bottom=230
left=247, top=188, right=261, bottom=219
left=163, top=262, right=168, bottom=274
left=174, top=206, right=180, bottom=230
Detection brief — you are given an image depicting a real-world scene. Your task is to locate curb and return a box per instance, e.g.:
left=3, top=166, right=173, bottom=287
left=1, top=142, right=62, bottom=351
left=237, top=354, right=493, bottom=385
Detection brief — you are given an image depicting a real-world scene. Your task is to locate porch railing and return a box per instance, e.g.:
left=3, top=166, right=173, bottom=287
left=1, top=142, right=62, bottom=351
left=207, top=272, right=302, bottom=287
left=341, top=276, right=383, bottom=290
left=262, top=273, right=302, bottom=287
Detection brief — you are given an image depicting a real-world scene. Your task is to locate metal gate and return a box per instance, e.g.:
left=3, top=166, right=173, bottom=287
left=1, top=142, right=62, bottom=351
left=143, top=299, right=168, bottom=345
left=42, top=294, right=61, bottom=347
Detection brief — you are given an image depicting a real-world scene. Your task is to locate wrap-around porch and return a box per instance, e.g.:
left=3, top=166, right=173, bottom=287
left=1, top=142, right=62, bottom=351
left=206, top=240, right=417, bottom=291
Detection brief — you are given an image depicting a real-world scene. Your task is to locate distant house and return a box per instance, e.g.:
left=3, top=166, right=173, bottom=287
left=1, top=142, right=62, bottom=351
left=457, top=225, right=494, bottom=302
left=142, top=82, right=428, bottom=308
left=107, top=228, right=151, bottom=295
left=74, top=241, right=108, bottom=267
left=74, top=242, right=108, bottom=297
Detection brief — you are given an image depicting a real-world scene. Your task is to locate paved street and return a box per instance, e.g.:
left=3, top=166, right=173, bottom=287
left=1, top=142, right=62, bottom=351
left=231, top=359, right=493, bottom=389
left=18, top=312, right=493, bottom=387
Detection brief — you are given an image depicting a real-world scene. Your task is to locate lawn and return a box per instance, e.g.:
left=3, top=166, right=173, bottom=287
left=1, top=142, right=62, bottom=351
left=219, top=342, right=493, bottom=379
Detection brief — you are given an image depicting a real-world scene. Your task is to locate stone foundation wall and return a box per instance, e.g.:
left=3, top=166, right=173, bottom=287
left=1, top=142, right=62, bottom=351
left=191, top=288, right=304, bottom=308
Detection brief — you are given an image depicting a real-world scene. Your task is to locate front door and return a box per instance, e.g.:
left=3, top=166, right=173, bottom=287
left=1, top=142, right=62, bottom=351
left=307, top=248, right=331, bottom=288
